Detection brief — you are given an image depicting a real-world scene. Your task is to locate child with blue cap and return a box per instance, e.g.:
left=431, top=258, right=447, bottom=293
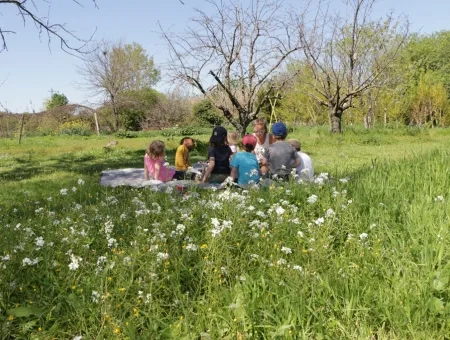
left=261, top=122, right=300, bottom=180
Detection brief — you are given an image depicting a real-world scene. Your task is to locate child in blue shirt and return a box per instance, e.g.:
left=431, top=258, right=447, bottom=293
left=230, top=134, right=261, bottom=185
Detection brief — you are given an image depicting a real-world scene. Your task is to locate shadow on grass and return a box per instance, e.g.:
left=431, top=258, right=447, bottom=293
left=0, top=141, right=211, bottom=183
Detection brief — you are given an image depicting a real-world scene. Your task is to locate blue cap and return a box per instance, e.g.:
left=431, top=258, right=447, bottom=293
left=271, top=122, right=287, bottom=136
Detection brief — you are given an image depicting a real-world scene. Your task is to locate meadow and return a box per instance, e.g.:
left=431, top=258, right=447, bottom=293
left=1, top=126, right=450, bottom=339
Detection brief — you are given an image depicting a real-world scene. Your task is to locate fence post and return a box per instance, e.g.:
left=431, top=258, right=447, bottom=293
left=18, top=113, right=25, bottom=144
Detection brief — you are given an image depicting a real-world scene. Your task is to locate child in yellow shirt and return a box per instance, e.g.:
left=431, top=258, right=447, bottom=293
left=174, top=137, right=196, bottom=180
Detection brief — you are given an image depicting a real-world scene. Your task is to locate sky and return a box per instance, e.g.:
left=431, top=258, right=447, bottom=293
left=1, top=0, right=450, bottom=113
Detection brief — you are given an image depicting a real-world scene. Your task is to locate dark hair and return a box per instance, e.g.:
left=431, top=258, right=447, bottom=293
left=147, top=140, right=166, bottom=159
left=243, top=144, right=255, bottom=152
left=179, top=137, right=194, bottom=145
left=274, top=135, right=286, bottom=141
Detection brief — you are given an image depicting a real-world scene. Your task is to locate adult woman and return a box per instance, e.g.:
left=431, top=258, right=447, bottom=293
left=252, top=118, right=274, bottom=163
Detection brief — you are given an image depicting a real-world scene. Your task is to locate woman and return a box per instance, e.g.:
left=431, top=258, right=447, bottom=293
left=252, top=118, right=274, bottom=163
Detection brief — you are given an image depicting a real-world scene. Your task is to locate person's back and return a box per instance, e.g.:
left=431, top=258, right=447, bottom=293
left=264, top=141, right=298, bottom=176
left=287, top=139, right=314, bottom=180
left=296, top=151, right=314, bottom=180
left=230, top=135, right=260, bottom=185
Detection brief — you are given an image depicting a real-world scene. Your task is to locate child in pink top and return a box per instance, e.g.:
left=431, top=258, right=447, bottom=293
left=144, top=140, right=175, bottom=182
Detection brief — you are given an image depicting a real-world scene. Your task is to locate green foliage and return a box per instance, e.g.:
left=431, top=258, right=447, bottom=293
left=114, top=130, right=139, bottom=138
left=192, top=99, right=223, bottom=127
left=58, top=120, right=92, bottom=136
left=45, top=93, right=69, bottom=110
left=120, top=88, right=160, bottom=131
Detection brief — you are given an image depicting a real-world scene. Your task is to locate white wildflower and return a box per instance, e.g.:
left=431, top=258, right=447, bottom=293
left=307, top=194, right=318, bottom=204
left=185, top=243, right=198, bottom=251
left=35, top=236, right=45, bottom=249
left=314, top=217, right=325, bottom=226
left=77, top=178, right=85, bottom=185
left=68, top=254, right=82, bottom=270
left=60, top=188, right=68, bottom=195
left=359, top=233, right=368, bottom=240
left=325, top=208, right=335, bottom=218
left=91, top=291, right=100, bottom=303
left=281, top=246, right=292, bottom=254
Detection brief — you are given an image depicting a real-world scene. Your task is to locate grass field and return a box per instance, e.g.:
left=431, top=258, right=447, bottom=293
left=1, top=126, right=450, bottom=339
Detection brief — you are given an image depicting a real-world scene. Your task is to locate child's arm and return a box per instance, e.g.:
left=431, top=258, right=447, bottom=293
left=144, top=159, right=149, bottom=180
left=202, top=159, right=215, bottom=183
left=154, top=162, right=161, bottom=181
left=230, top=167, right=238, bottom=181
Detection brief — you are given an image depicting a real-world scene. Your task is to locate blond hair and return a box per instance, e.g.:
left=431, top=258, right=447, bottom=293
left=227, top=131, right=239, bottom=145
left=253, top=118, right=268, bottom=130
left=287, top=139, right=301, bottom=151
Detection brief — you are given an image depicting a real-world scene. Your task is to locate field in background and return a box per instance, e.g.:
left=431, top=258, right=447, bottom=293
left=1, top=126, right=450, bottom=338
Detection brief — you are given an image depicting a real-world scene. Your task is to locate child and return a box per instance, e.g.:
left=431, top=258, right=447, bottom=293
left=287, top=139, right=314, bottom=180
left=227, top=131, right=240, bottom=154
left=202, top=126, right=233, bottom=184
left=174, top=137, right=196, bottom=180
left=144, top=140, right=175, bottom=182
left=261, top=122, right=300, bottom=181
left=230, top=135, right=261, bottom=185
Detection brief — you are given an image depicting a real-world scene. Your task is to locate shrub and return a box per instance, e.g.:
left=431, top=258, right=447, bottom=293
left=58, top=120, right=92, bottom=136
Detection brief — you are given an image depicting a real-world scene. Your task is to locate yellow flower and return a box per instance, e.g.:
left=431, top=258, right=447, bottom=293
left=7, top=315, right=14, bottom=321
left=114, top=328, right=121, bottom=334
left=200, top=244, right=208, bottom=249
left=119, top=288, right=126, bottom=292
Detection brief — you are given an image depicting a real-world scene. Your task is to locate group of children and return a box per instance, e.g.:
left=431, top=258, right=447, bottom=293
left=144, top=121, right=314, bottom=185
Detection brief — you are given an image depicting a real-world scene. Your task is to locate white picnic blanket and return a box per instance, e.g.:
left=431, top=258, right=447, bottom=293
left=99, top=168, right=222, bottom=190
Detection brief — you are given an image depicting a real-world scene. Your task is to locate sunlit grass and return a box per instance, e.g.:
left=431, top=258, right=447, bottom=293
left=0, top=127, right=450, bottom=338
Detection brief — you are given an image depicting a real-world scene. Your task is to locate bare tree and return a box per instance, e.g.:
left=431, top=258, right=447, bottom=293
left=0, top=0, right=98, bottom=53
left=79, top=41, right=160, bottom=131
left=299, top=0, right=409, bottom=132
left=161, top=0, right=303, bottom=135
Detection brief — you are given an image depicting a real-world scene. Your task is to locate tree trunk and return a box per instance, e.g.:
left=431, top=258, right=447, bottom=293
left=329, top=107, right=343, bottom=133
left=111, top=95, right=119, bottom=132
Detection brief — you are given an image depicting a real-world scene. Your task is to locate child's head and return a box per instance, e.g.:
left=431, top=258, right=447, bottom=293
left=209, top=126, right=228, bottom=146
left=271, top=122, right=288, bottom=140
left=227, top=131, right=239, bottom=145
left=147, top=140, right=166, bottom=159
left=242, top=134, right=257, bottom=152
left=180, top=137, right=195, bottom=151
left=287, top=139, right=301, bottom=151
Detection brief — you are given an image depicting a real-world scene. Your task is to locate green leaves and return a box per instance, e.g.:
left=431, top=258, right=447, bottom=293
left=7, top=306, right=44, bottom=318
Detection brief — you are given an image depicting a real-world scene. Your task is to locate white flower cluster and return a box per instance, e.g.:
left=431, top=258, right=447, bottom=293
left=210, top=218, right=233, bottom=237
left=69, top=254, right=82, bottom=271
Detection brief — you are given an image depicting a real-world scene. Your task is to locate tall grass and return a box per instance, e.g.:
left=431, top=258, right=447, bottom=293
left=0, top=129, right=450, bottom=338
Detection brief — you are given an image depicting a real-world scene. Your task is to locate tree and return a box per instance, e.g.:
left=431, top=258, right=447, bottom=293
left=299, top=0, right=409, bottom=132
left=192, top=99, right=223, bottom=127
left=45, top=93, right=69, bottom=110
left=161, top=0, right=302, bottom=136
left=79, top=41, right=160, bottom=131
left=0, top=0, right=97, bottom=53
left=120, top=88, right=160, bottom=131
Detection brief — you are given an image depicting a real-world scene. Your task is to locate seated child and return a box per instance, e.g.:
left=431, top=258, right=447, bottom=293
left=202, top=126, right=233, bottom=184
left=144, top=140, right=175, bottom=182
left=174, top=137, right=196, bottom=180
left=287, top=139, right=314, bottom=180
left=261, top=122, right=300, bottom=181
left=230, top=135, right=261, bottom=185
left=227, top=131, right=240, bottom=154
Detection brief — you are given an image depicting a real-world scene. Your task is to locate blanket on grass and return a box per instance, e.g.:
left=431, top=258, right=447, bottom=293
left=99, top=168, right=224, bottom=190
